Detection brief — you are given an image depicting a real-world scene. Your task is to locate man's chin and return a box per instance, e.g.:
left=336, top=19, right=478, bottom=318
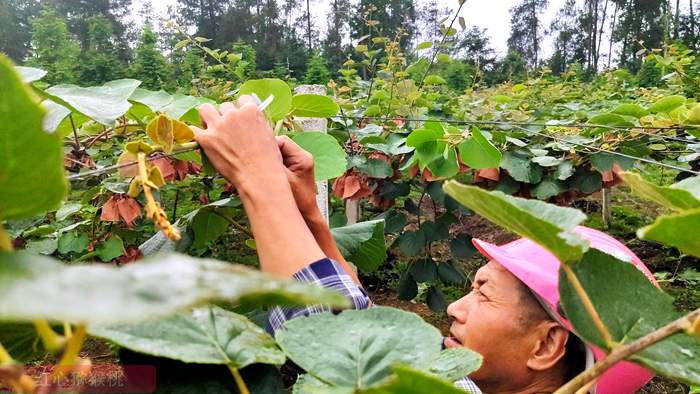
left=443, top=336, right=463, bottom=348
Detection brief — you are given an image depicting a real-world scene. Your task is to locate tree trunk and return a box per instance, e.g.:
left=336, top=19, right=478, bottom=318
left=607, top=3, right=618, bottom=68
left=306, top=0, right=312, bottom=52
left=532, top=1, right=539, bottom=67
left=595, top=0, right=609, bottom=70
left=691, top=0, right=696, bottom=48
left=674, top=0, right=680, bottom=39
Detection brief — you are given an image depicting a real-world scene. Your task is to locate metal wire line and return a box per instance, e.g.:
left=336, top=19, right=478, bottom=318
left=66, top=147, right=199, bottom=181
left=340, top=114, right=700, bottom=145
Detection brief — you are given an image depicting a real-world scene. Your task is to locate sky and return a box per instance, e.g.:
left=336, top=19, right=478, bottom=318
left=137, top=0, right=695, bottom=59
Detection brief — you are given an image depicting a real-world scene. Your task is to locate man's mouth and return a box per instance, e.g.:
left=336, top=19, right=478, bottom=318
left=443, top=335, right=463, bottom=348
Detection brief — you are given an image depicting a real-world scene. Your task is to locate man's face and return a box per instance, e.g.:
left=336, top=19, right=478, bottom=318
left=445, top=261, right=537, bottom=387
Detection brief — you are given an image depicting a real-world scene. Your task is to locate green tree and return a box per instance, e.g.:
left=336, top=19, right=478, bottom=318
left=507, top=0, right=549, bottom=68
left=304, top=52, right=331, bottom=84
left=443, top=61, right=473, bottom=92
left=549, top=0, right=586, bottom=74
left=322, top=0, right=351, bottom=72
left=612, top=0, right=666, bottom=71
left=175, top=0, right=227, bottom=46
left=26, top=8, right=80, bottom=84
left=230, top=40, right=257, bottom=78
left=0, top=0, right=40, bottom=62
left=130, top=27, right=171, bottom=90
left=77, top=15, right=123, bottom=84
left=487, top=51, right=528, bottom=84
left=350, top=0, right=417, bottom=50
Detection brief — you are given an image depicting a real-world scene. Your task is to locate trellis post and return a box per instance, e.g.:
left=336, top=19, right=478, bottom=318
left=602, top=187, right=612, bottom=228
left=295, top=85, right=329, bottom=223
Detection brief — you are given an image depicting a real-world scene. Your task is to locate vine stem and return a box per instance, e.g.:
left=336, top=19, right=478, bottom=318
left=52, top=324, right=86, bottom=380
left=229, top=366, right=250, bottom=394
left=33, top=320, right=64, bottom=352
left=559, top=263, right=616, bottom=349
left=215, top=211, right=253, bottom=238
left=0, top=224, right=12, bottom=252
left=0, top=342, right=12, bottom=364
left=554, top=307, right=700, bottom=394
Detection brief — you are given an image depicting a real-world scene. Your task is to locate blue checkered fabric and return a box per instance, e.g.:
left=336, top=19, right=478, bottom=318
left=266, top=257, right=481, bottom=393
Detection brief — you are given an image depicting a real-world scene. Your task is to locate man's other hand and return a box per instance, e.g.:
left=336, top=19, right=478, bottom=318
left=275, top=135, right=319, bottom=216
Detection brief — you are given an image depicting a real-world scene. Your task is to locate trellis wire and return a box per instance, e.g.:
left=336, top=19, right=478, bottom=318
left=341, top=115, right=700, bottom=176
left=66, top=147, right=198, bottom=181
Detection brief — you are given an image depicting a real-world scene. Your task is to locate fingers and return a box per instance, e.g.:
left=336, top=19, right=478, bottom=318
left=237, top=95, right=258, bottom=108
left=276, top=135, right=313, bottom=168
left=219, top=101, right=236, bottom=115
left=198, top=104, right=220, bottom=128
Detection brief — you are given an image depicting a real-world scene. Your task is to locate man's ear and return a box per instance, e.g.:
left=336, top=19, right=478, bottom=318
left=526, top=322, right=569, bottom=371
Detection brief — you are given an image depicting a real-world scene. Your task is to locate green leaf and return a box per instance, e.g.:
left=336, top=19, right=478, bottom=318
left=291, top=94, right=339, bottom=118
left=438, top=261, right=467, bottom=286
left=443, top=181, right=588, bottom=263
left=621, top=173, right=700, bottom=212
left=588, top=113, right=631, bottom=126
left=90, top=305, right=284, bottom=368
left=15, top=66, right=47, bottom=83
left=331, top=220, right=387, bottom=272
left=555, top=161, right=575, bottom=180
left=426, top=286, right=447, bottom=312
left=428, top=347, right=483, bottom=381
left=416, top=41, right=433, bottom=50
left=161, top=94, right=201, bottom=120
left=0, top=56, right=66, bottom=221
left=276, top=306, right=443, bottom=389
left=57, top=232, right=89, bottom=254
left=531, top=178, right=566, bottom=200
left=0, top=323, right=47, bottom=362
left=638, top=209, right=700, bottom=258
left=0, top=252, right=349, bottom=324
left=239, top=78, right=293, bottom=121
left=397, top=271, right=418, bottom=300
left=458, top=129, right=501, bottom=169
left=293, top=132, right=348, bottom=181
left=129, top=88, right=173, bottom=113
left=567, top=168, right=602, bottom=194
left=427, top=148, right=459, bottom=178
left=365, top=133, right=413, bottom=156
left=410, top=258, right=437, bottom=283
left=396, top=230, right=427, bottom=257
left=612, top=103, right=649, bottom=118
left=360, top=364, right=468, bottom=394
left=589, top=152, right=634, bottom=172
left=25, top=238, right=57, bottom=255
left=293, top=374, right=353, bottom=394
left=559, top=248, right=700, bottom=385
left=449, top=235, right=477, bottom=260
left=191, top=209, right=230, bottom=251
left=95, top=235, right=125, bottom=261
left=500, top=153, right=543, bottom=183
left=56, top=203, right=82, bottom=221
left=648, top=95, right=686, bottom=114
left=357, top=158, right=394, bottom=179
left=423, top=75, right=447, bottom=85
left=531, top=156, right=562, bottom=167
left=45, top=79, right=141, bottom=125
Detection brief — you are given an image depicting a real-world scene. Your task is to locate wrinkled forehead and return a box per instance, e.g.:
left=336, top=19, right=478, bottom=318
left=474, top=260, right=524, bottom=290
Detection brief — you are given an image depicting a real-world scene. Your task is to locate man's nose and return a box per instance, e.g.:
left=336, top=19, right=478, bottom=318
left=447, top=294, right=470, bottom=323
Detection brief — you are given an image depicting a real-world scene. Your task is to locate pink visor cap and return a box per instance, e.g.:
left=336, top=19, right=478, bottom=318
left=472, top=226, right=656, bottom=394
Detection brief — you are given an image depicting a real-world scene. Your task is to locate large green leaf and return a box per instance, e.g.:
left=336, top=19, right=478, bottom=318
left=276, top=307, right=443, bottom=389
left=45, top=79, right=141, bottom=125
left=359, top=365, right=469, bottom=394
left=14, top=66, right=47, bottom=83
left=443, top=181, right=588, bottom=263
left=612, top=103, right=649, bottom=118
left=458, top=129, right=502, bottom=169
left=0, top=323, right=47, bottom=362
left=0, top=55, right=66, bottom=220
left=0, top=252, right=348, bottom=324
left=293, top=132, right=348, bottom=181
left=291, top=94, right=339, bottom=118
left=129, top=88, right=173, bottom=113
left=90, top=305, right=284, bottom=368
left=428, top=347, right=483, bottom=382
left=559, top=248, right=700, bottom=385
left=638, top=209, right=700, bottom=258
left=191, top=209, right=230, bottom=250
left=239, top=79, right=293, bottom=121
left=331, top=220, right=387, bottom=272
left=622, top=172, right=700, bottom=212
left=648, top=95, right=686, bottom=114
left=500, top=153, right=543, bottom=183
left=161, top=94, right=201, bottom=120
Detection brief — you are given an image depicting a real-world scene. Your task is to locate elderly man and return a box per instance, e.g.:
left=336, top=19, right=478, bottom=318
left=194, top=98, right=654, bottom=393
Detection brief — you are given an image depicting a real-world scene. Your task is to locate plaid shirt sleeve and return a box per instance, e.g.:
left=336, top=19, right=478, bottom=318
left=454, top=377, right=482, bottom=393
left=266, top=257, right=371, bottom=335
